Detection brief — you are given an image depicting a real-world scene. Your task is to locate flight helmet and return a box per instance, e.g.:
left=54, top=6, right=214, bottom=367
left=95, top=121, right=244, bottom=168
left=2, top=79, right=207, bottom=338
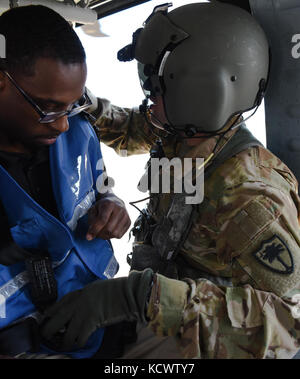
left=118, top=2, right=269, bottom=134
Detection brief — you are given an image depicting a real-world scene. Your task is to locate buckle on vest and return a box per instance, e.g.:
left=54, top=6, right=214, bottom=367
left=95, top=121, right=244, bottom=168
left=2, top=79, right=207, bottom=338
left=25, top=251, right=58, bottom=313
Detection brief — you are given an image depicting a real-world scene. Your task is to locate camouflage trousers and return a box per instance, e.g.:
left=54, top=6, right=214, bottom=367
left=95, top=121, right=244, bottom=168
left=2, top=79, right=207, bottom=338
left=120, top=323, right=183, bottom=359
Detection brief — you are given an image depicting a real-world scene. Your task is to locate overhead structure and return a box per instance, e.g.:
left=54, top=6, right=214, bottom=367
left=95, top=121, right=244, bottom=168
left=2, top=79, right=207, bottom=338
left=89, top=0, right=151, bottom=19
left=0, top=0, right=152, bottom=22
left=0, top=0, right=152, bottom=37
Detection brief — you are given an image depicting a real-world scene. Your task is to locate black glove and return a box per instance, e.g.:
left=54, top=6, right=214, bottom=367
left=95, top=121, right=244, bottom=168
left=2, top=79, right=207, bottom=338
left=0, top=241, right=34, bottom=266
left=41, top=269, right=153, bottom=351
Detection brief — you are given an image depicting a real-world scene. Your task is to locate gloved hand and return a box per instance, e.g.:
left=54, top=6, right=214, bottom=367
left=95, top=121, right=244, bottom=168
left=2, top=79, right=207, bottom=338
left=41, top=269, right=153, bottom=351
left=0, top=242, right=34, bottom=266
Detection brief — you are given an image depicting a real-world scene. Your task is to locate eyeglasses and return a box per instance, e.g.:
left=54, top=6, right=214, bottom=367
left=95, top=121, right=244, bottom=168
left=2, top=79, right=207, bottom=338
left=3, top=70, right=92, bottom=124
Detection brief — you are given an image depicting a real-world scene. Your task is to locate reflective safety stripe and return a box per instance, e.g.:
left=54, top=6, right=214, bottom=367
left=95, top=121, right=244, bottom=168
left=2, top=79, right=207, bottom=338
left=0, top=271, right=29, bottom=301
left=0, top=249, right=72, bottom=302
left=67, top=190, right=96, bottom=231
left=103, top=255, right=119, bottom=279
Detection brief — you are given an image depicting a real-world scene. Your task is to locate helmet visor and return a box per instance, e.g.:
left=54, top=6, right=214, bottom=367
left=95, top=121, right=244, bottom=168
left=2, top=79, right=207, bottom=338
left=138, top=62, right=152, bottom=98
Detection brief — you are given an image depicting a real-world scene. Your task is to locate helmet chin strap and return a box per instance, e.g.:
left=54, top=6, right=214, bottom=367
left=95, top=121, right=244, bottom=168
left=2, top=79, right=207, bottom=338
left=149, top=112, right=178, bottom=135
left=139, top=97, right=260, bottom=138
left=139, top=97, right=178, bottom=136
left=180, top=104, right=260, bottom=138
left=231, top=105, right=260, bottom=130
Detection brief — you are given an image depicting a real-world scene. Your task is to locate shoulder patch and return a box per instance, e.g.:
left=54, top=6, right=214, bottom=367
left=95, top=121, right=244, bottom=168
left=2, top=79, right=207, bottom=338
left=253, top=235, right=294, bottom=275
left=225, top=197, right=300, bottom=297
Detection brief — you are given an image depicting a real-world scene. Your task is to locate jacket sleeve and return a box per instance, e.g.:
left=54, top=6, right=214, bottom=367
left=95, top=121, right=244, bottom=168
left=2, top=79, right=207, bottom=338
left=90, top=97, right=157, bottom=156
left=146, top=159, right=300, bottom=359
left=147, top=270, right=300, bottom=359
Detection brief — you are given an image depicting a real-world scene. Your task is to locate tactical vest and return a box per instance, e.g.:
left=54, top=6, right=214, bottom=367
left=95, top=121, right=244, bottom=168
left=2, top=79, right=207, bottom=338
left=130, top=124, right=262, bottom=281
left=0, top=114, right=118, bottom=359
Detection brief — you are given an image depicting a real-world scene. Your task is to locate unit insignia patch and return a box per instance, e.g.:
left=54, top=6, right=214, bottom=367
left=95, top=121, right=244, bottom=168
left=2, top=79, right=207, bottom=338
left=252, top=235, right=294, bottom=275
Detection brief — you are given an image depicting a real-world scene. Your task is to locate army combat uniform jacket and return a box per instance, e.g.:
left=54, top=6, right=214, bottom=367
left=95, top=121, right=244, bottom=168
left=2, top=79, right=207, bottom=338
left=91, top=99, right=300, bottom=359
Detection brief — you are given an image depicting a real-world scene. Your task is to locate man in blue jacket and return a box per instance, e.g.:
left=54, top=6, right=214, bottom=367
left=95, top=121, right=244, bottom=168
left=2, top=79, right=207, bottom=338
left=0, top=5, right=132, bottom=358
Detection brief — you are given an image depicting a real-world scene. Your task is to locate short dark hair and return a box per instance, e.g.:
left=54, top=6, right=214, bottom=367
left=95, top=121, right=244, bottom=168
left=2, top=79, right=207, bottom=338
left=0, top=5, right=86, bottom=76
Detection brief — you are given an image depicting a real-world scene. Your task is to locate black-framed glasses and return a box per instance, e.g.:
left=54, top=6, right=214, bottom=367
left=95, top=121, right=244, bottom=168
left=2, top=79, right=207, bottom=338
left=3, top=71, right=92, bottom=124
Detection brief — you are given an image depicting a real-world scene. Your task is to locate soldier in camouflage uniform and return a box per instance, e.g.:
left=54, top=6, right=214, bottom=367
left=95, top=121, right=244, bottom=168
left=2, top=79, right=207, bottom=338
left=42, top=3, right=300, bottom=359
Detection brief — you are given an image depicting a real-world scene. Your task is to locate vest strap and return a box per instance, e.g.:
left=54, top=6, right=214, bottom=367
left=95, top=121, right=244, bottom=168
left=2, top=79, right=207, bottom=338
left=130, top=124, right=263, bottom=278
left=0, top=317, right=40, bottom=356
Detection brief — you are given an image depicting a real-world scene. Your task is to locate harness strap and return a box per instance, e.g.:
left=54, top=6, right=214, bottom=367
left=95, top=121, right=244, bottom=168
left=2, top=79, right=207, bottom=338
left=204, top=124, right=262, bottom=179
left=153, top=124, right=263, bottom=264
left=0, top=318, right=40, bottom=356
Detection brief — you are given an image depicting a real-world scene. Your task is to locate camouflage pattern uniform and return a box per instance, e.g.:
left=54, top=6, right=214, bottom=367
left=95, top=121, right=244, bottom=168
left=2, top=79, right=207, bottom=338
left=92, top=99, right=300, bottom=359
